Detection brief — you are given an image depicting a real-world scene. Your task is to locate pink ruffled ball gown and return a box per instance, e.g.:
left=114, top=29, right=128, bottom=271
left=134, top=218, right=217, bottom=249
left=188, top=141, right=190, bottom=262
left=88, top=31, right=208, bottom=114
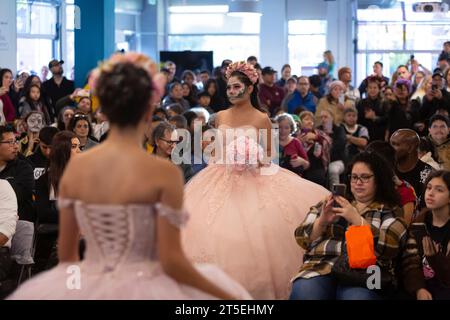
left=182, top=126, right=330, bottom=299
left=8, top=199, right=251, bottom=300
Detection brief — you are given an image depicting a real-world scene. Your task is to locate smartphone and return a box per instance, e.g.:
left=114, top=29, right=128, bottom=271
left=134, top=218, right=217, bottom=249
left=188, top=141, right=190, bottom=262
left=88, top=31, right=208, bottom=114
left=332, top=183, right=347, bottom=208
left=338, top=94, right=345, bottom=105
left=410, top=223, right=428, bottom=240
left=432, top=84, right=438, bottom=91
left=77, top=89, right=90, bottom=98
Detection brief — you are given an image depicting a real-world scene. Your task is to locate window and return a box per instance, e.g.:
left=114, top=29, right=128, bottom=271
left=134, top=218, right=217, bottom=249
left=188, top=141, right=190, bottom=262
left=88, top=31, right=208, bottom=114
left=65, top=0, right=76, bottom=81
left=288, top=20, right=327, bottom=76
left=356, top=1, right=450, bottom=85
left=16, top=0, right=59, bottom=77
left=167, top=5, right=261, bottom=67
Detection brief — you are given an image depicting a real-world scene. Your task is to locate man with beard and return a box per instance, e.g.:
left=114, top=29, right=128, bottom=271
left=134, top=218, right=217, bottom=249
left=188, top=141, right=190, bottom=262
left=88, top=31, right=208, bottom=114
left=390, top=129, right=433, bottom=209
left=42, top=60, right=75, bottom=121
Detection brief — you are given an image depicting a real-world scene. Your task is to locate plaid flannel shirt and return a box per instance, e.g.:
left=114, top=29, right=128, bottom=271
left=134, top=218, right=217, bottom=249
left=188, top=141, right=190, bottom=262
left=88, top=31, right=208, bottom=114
left=292, top=201, right=408, bottom=281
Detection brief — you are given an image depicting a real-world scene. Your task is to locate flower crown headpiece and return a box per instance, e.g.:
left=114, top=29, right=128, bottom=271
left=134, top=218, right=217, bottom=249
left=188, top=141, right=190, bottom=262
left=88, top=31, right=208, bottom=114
left=88, top=52, right=166, bottom=102
left=225, top=61, right=259, bottom=85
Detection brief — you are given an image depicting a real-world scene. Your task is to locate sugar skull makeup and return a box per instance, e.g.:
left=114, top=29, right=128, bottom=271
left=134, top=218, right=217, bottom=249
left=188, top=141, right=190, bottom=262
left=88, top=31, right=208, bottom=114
left=226, top=77, right=247, bottom=102
left=27, top=112, right=44, bottom=133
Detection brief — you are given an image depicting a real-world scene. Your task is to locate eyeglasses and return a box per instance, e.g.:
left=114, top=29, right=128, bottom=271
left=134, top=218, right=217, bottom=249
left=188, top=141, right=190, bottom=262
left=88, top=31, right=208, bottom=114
left=0, top=140, right=19, bottom=146
left=74, top=114, right=89, bottom=120
left=348, top=174, right=374, bottom=184
left=76, top=124, right=89, bottom=129
left=159, top=138, right=179, bottom=145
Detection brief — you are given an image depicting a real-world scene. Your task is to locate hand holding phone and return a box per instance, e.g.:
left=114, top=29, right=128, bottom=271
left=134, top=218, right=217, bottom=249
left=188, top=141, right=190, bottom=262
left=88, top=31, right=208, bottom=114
left=332, top=183, right=347, bottom=208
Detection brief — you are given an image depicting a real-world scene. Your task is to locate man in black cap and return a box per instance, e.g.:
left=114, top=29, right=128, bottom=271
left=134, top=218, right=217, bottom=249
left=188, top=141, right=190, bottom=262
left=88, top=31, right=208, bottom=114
left=258, top=66, right=285, bottom=116
left=432, top=69, right=450, bottom=103
left=42, top=59, right=75, bottom=122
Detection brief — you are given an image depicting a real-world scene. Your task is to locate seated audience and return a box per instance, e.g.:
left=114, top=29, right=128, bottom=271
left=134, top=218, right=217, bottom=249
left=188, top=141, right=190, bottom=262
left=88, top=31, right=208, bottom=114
left=276, top=114, right=309, bottom=176
left=290, top=152, right=407, bottom=300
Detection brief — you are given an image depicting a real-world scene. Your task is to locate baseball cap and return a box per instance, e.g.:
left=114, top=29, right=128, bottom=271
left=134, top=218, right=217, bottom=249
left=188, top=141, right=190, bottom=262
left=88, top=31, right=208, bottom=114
left=262, top=66, right=277, bottom=75
left=48, top=59, right=64, bottom=69
left=432, top=69, right=444, bottom=78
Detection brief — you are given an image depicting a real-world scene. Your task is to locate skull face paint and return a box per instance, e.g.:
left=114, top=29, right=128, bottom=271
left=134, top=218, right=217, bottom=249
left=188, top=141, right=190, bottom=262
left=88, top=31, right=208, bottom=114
left=27, top=112, right=44, bottom=133
left=227, top=77, right=248, bottom=103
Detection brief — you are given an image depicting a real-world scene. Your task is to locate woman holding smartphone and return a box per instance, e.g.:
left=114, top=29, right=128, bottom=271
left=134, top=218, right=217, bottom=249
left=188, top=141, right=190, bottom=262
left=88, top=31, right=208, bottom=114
left=290, top=151, right=408, bottom=300
left=402, top=170, right=450, bottom=300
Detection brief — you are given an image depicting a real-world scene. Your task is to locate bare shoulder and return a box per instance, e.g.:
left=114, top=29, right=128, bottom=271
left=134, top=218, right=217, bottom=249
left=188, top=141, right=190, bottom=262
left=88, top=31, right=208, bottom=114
left=144, top=154, right=184, bottom=185
left=215, top=110, right=229, bottom=126
left=255, top=110, right=272, bottom=129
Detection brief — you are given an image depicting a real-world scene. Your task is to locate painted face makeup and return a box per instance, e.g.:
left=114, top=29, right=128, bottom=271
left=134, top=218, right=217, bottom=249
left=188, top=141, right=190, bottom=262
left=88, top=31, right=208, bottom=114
left=27, top=113, right=44, bottom=133
left=227, top=78, right=247, bottom=102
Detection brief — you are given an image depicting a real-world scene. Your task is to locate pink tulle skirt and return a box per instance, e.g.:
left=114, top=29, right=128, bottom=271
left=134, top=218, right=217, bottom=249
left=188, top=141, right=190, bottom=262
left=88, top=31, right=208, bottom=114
left=7, top=262, right=252, bottom=300
left=182, top=164, right=330, bottom=299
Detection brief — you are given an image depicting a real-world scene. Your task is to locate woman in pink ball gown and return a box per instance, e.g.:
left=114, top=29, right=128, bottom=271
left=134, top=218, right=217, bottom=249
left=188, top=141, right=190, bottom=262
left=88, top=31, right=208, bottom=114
left=182, top=62, right=330, bottom=300
left=8, top=53, right=251, bottom=300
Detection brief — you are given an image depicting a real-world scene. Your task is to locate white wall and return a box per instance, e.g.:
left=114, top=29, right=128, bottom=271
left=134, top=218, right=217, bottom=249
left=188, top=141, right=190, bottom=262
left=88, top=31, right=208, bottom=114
left=0, top=0, right=17, bottom=72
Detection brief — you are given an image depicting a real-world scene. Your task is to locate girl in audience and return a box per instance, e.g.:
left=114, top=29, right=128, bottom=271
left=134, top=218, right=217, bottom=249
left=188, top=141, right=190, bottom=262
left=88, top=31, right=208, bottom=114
left=162, top=82, right=190, bottom=111
left=412, top=71, right=426, bottom=94
left=290, top=152, right=407, bottom=300
left=402, top=170, right=450, bottom=300
left=33, top=131, right=82, bottom=273
left=356, top=76, right=387, bottom=142
left=8, top=52, right=251, bottom=300
left=382, top=86, right=397, bottom=103
left=23, top=74, right=42, bottom=90
left=411, top=75, right=431, bottom=103
left=277, top=113, right=310, bottom=176
left=298, top=111, right=331, bottom=187
left=56, top=107, right=75, bottom=131
left=317, top=109, right=347, bottom=187
left=205, top=79, right=225, bottom=113
left=181, top=70, right=199, bottom=108
left=68, top=112, right=98, bottom=151
left=18, top=84, right=51, bottom=124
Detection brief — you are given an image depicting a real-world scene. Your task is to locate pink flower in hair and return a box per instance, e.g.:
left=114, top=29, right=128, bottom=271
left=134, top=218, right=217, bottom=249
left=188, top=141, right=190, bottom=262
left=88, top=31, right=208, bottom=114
left=90, top=52, right=166, bottom=101
left=225, top=61, right=259, bottom=84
